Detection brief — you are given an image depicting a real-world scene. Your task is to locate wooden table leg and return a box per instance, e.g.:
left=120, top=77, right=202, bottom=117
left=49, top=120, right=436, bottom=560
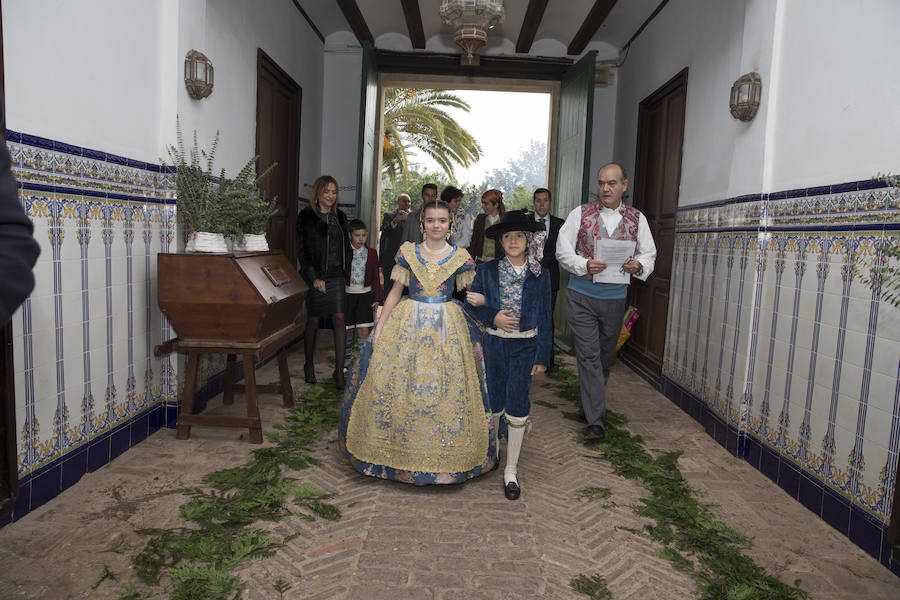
left=176, top=351, right=200, bottom=440
left=222, top=354, right=237, bottom=405
left=277, top=348, right=294, bottom=408
left=243, top=352, right=263, bottom=444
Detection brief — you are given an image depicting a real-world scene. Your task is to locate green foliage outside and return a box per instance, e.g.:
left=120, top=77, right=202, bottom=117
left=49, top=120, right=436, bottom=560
left=379, top=140, right=549, bottom=227
left=547, top=365, right=809, bottom=600
left=382, top=88, right=482, bottom=184
left=97, top=384, right=344, bottom=600
left=166, top=120, right=277, bottom=237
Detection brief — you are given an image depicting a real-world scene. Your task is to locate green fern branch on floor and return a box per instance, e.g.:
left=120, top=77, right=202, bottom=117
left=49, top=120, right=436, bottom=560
left=548, top=365, right=809, bottom=600
left=571, top=573, right=613, bottom=599
left=118, top=383, right=344, bottom=600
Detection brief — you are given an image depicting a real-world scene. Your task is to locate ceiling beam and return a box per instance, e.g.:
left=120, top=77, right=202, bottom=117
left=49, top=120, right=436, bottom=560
left=567, top=0, right=618, bottom=56
left=291, top=1, right=324, bottom=43
left=336, top=0, right=374, bottom=45
left=375, top=49, right=573, bottom=81
left=515, top=0, right=550, bottom=54
left=400, top=0, right=426, bottom=49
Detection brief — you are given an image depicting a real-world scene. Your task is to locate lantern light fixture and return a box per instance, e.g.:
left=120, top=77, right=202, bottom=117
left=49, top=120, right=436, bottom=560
left=729, top=72, right=761, bottom=121
left=439, top=0, right=505, bottom=66
left=184, top=50, right=214, bottom=100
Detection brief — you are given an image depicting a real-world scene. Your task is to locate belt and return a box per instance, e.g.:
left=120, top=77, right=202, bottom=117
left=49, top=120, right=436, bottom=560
left=487, top=327, right=537, bottom=339
left=346, top=284, right=371, bottom=294
left=409, top=295, right=452, bottom=304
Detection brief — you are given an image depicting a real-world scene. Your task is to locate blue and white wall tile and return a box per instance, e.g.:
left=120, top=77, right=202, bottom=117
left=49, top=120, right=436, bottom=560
left=662, top=181, right=899, bottom=557
left=7, top=131, right=178, bottom=499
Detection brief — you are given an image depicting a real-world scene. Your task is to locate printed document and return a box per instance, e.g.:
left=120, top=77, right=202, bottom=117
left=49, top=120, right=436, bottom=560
left=593, top=238, right=637, bottom=284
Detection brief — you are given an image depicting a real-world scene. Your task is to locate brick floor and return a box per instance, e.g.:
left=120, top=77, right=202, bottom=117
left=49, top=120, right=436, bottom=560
left=0, top=347, right=897, bottom=599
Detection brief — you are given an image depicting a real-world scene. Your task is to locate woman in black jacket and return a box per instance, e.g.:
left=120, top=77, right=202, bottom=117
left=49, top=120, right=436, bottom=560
left=296, top=175, right=351, bottom=388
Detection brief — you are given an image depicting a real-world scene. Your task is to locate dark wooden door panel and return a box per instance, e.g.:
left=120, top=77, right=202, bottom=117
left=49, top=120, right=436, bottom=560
left=256, top=50, right=301, bottom=265
left=622, top=69, right=687, bottom=382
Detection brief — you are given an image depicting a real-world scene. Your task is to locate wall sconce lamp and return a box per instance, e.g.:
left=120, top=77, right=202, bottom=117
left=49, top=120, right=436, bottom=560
left=729, top=72, right=761, bottom=121
left=184, top=50, right=214, bottom=100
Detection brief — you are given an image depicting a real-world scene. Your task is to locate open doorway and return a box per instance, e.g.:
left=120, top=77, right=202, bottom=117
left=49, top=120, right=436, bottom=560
left=376, top=86, right=554, bottom=242
left=354, top=48, right=597, bottom=351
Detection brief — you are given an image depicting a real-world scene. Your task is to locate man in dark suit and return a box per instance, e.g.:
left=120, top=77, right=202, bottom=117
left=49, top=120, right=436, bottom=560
left=533, top=187, right=563, bottom=370
left=379, top=192, right=410, bottom=287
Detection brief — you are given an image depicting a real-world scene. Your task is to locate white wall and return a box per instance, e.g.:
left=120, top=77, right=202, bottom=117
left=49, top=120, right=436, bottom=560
left=3, top=0, right=326, bottom=184
left=179, top=0, right=325, bottom=188
left=614, top=0, right=900, bottom=204
left=321, top=32, right=363, bottom=206
left=589, top=83, right=618, bottom=183
left=768, top=0, right=900, bottom=190
left=3, top=0, right=171, bottom=163
left=613, top=0, right=749, bottom=206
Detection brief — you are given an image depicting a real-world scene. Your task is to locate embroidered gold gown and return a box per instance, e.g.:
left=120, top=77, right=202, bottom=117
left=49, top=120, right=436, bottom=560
left=339, top=242, right=497, bottom=484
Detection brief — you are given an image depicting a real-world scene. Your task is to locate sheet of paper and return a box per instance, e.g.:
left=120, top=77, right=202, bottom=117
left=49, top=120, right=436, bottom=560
left=593, top=238, right=637, bottom=284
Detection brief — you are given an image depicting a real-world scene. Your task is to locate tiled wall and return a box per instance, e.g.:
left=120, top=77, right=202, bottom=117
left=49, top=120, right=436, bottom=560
left=4, top=131, right=180, bottom=522
left=657, top=180, right=899, bottom=574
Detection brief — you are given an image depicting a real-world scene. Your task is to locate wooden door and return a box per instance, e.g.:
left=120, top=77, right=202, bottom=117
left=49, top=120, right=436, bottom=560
left=621, top=69, right=687, bottom=382
left=355, top=41, right=379, bottom=229
left=552, top=51, right=596, bottom=351
left=256, top=50, right=301, bottom=265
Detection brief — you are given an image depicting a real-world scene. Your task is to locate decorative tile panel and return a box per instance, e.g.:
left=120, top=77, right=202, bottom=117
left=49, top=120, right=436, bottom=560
left=664, top=180, right=900, bottom=528
left=8, top=130, right=177, bottom=484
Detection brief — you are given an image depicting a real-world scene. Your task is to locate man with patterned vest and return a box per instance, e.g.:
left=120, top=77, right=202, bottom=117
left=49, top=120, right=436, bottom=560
left=556, top=163, right=657, bottom=441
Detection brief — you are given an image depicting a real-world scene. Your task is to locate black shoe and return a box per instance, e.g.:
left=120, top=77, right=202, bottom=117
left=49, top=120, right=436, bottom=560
left=584, top=424, right=606, bottom=441
left=333, top=368, right=345, bottom=390
left=504, top=480, right=520, bottom=501
left=304, top=363, right=317, bottom=384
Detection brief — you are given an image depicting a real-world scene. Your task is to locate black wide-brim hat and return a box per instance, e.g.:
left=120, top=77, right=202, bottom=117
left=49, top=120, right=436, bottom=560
left=485, top=209, right=544, bottom=239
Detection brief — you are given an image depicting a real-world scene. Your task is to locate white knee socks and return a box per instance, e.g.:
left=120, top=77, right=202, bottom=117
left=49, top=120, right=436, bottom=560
left=504, top=414, right=528, bottom=486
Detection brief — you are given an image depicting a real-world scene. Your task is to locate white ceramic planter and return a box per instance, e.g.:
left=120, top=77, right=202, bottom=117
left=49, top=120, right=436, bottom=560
left=185, top=231, right=229, bottom=253
left=233, top=233, right=269, bottom=252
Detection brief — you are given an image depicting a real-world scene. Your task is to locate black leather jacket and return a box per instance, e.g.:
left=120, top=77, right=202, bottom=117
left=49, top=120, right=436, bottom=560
left=295, top=206, right=350, bottom=286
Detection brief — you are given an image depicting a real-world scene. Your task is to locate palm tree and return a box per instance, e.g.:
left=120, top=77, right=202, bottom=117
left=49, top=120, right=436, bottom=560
left=382, top=88, right=483, bottom=183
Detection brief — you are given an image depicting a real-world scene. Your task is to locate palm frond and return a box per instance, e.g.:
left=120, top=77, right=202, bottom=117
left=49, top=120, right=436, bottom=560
left=381, top=88, right=481, bottom=181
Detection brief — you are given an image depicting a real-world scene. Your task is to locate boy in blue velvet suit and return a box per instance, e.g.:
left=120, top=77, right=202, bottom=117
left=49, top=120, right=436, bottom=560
left=465, top=210, right=552, bottom=500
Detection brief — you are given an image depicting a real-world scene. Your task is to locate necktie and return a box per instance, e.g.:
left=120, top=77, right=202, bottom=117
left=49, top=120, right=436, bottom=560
left=539, top=217, right=546, bottom=230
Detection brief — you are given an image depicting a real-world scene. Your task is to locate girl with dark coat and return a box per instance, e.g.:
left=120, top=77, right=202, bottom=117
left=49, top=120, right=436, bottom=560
left=296, top=175, right=351, bottom=388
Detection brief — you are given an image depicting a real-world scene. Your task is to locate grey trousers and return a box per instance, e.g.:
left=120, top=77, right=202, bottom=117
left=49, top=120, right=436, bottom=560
left=565, top=290, right=627, bottom=428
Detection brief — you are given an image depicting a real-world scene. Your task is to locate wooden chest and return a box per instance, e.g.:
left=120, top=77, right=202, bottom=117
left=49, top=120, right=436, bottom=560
left=158, top=251, right=308, bottom=341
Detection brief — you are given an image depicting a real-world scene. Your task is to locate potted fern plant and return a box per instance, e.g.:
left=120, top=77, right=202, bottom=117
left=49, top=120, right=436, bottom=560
left=215, top=160, right=278, bottom=252
left=166, top=121, right=276, bottom=253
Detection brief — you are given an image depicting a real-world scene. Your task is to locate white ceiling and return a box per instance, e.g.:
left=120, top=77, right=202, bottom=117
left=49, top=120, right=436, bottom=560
left=299, top=0, right=663, bottom=55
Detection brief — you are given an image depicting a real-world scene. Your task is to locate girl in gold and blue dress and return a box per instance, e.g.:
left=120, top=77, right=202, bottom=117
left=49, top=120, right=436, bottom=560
left=339, top=200, right=497, bottom=484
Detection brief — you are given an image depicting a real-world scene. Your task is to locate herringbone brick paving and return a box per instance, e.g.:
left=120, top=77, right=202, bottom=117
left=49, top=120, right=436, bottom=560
left=0, top=347, right=898, bottom=599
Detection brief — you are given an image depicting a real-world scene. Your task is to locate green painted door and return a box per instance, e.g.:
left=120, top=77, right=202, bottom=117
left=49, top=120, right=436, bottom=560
left=355, top=41, right=379, bottom=227
left=553, top=51, right=596, bottom=351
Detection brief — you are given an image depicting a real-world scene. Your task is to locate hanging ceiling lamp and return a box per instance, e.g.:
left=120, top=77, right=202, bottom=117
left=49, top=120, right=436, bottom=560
left=439, top=0, right=505, bottom=66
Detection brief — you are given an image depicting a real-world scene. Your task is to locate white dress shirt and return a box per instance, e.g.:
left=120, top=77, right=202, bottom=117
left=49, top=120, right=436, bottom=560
left=555, top=202, right=657, bottom=282
left=534, top=212, right=550, bottom=232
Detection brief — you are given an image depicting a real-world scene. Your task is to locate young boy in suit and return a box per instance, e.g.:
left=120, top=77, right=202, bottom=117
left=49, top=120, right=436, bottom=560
left=465, top=210, right=552, bottom=500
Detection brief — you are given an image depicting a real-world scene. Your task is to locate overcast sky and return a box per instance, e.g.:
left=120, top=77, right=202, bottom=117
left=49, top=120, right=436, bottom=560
left=412, top=89, right=551, bottom=187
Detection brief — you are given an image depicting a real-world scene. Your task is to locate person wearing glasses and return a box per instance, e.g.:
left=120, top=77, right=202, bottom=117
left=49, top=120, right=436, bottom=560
left=555, top=163, right=657, bottom=442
